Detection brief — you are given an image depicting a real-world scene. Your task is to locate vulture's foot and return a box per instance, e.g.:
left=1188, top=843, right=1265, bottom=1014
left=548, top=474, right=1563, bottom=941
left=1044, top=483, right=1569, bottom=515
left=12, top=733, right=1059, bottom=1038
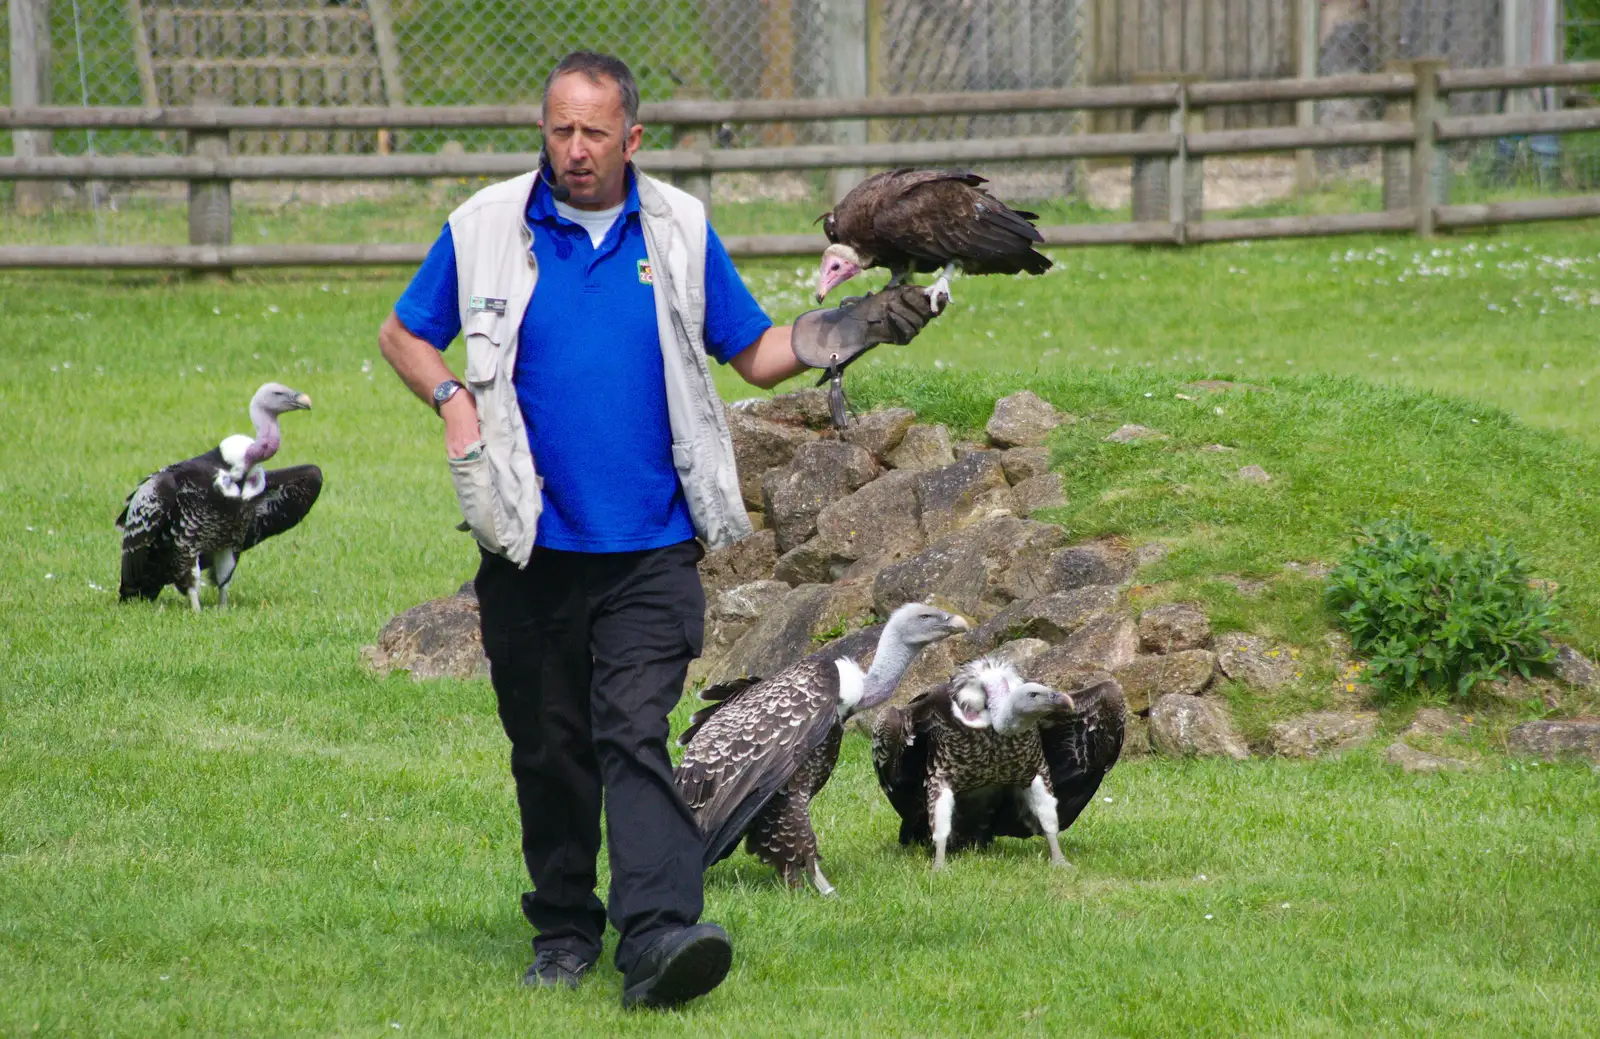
left=924, top=274, right=952, bottom=314
left=810, top=861, right=837, bottom=897
left=187, top=586, right=202, bottom=613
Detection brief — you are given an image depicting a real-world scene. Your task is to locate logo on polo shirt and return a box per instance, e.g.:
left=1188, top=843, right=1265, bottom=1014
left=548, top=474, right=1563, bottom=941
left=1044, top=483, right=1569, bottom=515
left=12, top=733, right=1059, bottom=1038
left=468, top=295, right=507, bottom=314
left=637, top=260, right=654, bottom=285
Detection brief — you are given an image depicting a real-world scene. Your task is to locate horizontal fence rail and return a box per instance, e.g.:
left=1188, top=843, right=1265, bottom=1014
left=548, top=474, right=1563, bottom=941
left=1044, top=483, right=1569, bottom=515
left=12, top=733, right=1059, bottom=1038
left=5, top=61, right=1600, bottom=270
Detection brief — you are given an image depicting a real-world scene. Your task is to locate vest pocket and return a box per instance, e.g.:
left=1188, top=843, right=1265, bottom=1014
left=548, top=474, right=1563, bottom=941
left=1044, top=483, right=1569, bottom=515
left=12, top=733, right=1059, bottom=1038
left=463, top=312, right=502, bottom=386
left=447, top=440, right=507, bottom=555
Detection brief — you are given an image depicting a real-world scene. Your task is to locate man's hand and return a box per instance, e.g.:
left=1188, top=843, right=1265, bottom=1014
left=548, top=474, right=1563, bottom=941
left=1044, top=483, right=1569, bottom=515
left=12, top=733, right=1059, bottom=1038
left=441, top=392, right=481, bottom=459
left=840, top=284, right=942, bottom=347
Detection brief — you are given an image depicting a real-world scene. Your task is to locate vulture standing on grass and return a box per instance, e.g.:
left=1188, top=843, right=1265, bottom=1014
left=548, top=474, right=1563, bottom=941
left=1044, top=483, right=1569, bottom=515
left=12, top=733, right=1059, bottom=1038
left=871, top=656, right=1125, bottom=871
left=815, top=168, right=1053, bottom=311
left=117, top=382, right=321, bottom=611
left=674, top=602, right=970, bottom=895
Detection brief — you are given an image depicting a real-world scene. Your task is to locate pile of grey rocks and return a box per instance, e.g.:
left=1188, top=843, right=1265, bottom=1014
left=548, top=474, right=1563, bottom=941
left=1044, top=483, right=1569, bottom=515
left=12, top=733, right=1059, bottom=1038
left=365, top=389, right=1600, bottom=768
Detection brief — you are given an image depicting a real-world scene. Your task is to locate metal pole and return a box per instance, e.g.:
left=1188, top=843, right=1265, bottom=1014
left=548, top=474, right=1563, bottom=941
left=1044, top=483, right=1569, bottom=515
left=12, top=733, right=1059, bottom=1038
left=825, top=0, right=868, bottom=201
left=9, top=0, right=53, bottom=214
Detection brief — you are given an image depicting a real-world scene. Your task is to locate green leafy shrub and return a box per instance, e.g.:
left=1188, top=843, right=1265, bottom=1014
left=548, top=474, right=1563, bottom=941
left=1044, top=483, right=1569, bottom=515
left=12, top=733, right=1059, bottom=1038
left=1325, top=519, right=1560, bottom=698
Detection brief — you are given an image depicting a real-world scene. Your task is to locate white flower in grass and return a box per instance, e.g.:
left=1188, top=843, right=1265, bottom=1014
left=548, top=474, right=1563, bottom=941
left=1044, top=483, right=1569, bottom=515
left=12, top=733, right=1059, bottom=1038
left=1197, top=874, right=1207, bottom=881
left=1144, top=392, right=1153, bottom=398
left=212, top=307, right=221, bottom=315
left=45, top=573, right=54, bottom=580
left=195, top=365, right=204, bottom=373
left=933, top=359, right=946, bottom=370
left=267, top=305, right=280, bottom=314
left=1280, top=903, right=1291, bottom=909
left=1204, top=914, right=1214, bottom=920
left=1102, top=796, right=1113, bottom=803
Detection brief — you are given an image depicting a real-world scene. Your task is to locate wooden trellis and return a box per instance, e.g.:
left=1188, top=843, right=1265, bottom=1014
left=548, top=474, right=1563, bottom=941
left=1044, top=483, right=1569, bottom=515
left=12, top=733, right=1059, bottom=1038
left=127, top=0, right=405, bottom=154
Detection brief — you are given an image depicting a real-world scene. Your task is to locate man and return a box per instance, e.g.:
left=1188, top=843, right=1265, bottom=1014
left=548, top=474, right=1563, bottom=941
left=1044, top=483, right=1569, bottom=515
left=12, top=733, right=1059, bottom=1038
left=377, top=51, right=940, bottom=1010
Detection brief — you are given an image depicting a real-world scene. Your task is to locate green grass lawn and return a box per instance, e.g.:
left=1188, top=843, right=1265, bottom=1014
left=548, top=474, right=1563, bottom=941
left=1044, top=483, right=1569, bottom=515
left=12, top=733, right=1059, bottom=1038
left=4, top=220, right=1600, bottom=1035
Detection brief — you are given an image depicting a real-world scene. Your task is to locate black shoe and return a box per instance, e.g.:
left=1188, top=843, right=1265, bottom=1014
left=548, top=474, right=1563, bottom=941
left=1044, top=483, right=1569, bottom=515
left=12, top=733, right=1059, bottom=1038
left=620, top=923, right=733, bottom=1010
left=522, top=948, right=591, bottom=990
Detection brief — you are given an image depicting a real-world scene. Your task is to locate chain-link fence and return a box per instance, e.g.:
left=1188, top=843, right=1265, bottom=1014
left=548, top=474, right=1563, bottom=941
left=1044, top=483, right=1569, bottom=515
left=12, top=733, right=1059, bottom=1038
left=3, top=0, right=1600, bottom=249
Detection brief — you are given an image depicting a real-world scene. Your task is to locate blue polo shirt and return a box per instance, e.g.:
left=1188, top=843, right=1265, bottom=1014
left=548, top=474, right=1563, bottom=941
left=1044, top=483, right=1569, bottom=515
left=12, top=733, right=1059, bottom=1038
left=395, top=171, right=772, bottom=553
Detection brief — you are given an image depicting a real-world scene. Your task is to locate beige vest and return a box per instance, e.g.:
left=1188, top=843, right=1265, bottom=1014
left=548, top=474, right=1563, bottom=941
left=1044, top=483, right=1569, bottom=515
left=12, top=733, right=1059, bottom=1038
left=444, top=168, right=751, bottom=566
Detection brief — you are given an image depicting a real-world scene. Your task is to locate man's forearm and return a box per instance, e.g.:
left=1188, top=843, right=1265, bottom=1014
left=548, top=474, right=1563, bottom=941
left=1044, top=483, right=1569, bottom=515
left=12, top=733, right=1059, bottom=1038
left=729, top=325, right=809, bottom=390
left=379, top=311, right=481, bottom=457
left=379, top=312, right=460, bottom=406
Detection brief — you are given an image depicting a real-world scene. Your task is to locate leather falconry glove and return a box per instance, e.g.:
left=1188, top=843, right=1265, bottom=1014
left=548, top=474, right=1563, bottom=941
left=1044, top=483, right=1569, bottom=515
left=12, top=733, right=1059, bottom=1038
left=790, top=285, right=943, bottom=428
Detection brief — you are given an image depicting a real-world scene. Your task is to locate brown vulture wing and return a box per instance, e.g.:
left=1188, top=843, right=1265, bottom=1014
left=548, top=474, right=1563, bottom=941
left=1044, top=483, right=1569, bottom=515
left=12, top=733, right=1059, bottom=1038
left=674, top=656, right=845, bottom=870
left=870, top=171, right=1052, bottom=276
left=870, top=682, right=956, bottom=846
left=1038, top=678, right=1126, bottom=831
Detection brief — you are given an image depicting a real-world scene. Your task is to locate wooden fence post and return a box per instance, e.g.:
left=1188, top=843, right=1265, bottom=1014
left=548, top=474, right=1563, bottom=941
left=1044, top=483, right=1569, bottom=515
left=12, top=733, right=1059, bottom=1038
left=187, top=98, right=233, bottom=277
left=9, top=0, right=54, bottom=215
left=1295, top=0, right=1318, bottom=193
left=1130, top=75, right=1173, bottom=226
left=1410, top=59, right=1447, bottom=238
left=1184, top=89, right=1206, bottom=238
left=1382, top=60, right=1413, bottom=215
left=672, top=124, right=714, bottom=224
left=825, top=0, right=869, bottom=201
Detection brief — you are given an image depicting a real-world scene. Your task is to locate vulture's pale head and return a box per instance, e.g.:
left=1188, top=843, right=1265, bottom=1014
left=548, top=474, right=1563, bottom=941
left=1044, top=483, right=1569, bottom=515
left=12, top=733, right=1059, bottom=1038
left=816, top=243, right=867, bottom=303
left=884, top=601, right=970, bottom=648
left=990, top=681, right=1074, bottom=736
left=949, top=655, right=1024, bottom=729
left=252, top=382, right=313, bottom=415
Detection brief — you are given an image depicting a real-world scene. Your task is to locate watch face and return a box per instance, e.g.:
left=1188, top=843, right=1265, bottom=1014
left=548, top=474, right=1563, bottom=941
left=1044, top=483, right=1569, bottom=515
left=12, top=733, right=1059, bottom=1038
left=435, top=382, right=455, bottom=404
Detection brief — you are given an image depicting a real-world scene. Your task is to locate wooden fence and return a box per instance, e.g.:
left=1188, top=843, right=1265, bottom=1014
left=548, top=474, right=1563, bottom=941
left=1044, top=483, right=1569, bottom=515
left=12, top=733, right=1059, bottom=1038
left=3, top=60, right=1600, bottom=270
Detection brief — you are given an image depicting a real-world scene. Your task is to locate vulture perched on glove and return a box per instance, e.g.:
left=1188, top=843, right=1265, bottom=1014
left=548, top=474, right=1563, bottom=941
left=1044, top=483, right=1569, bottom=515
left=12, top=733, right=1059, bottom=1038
left=871, top=656, right=1124, bottom=870
left=117, top=382, right=321, bottom=611
left=674, top=602, right=969, bottom=895
left=815, top=168, right=1053, bottom=310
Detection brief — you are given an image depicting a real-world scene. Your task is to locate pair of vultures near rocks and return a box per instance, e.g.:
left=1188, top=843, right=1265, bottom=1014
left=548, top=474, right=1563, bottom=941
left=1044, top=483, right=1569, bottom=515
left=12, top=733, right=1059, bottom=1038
left=675, top=604, right=1125, bottom=894
left=117, top=382, right=323, bottom=610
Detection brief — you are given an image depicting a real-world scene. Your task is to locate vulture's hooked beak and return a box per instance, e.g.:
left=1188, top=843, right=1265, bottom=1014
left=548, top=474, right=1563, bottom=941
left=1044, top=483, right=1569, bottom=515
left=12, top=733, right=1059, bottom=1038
left=944, top=614, right=971, bottom=635
left=293, top=393, right=313, bottom=410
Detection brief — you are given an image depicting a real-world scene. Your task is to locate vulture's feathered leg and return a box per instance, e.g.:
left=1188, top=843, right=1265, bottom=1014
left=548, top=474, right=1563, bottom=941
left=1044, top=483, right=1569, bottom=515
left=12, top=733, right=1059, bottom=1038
left=925, top=262, right=958, bottom=313
left=930, top=784, right=956, bottom=871
left=185, top=561, right=203, bottom=613
left=1026, top=775, right=1070, bottom=868
left=884, top=268, right=911, bottom=290
left=210, top=549, right=238, bottom=609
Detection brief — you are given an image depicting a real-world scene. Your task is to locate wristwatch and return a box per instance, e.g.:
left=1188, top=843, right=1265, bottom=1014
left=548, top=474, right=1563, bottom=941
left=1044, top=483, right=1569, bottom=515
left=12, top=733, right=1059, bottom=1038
left=432, top=379, right=467, bottom=413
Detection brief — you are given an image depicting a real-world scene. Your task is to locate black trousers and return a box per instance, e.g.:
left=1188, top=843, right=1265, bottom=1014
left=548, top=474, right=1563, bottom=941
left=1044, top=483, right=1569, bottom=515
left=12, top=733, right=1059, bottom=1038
left=474, top=538, right=707, bottom=974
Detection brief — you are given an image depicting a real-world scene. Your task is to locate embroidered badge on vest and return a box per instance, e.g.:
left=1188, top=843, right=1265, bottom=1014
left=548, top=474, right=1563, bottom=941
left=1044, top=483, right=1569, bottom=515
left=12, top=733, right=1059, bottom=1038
left=637, top=260, right=654, bottom=285
left=469, top=296, right=507, bottom=314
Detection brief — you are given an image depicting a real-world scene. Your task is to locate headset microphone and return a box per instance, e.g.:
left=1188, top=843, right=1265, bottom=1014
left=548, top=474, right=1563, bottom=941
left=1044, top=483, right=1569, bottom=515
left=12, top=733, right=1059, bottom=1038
left=538, top=147, right=571, bottom=203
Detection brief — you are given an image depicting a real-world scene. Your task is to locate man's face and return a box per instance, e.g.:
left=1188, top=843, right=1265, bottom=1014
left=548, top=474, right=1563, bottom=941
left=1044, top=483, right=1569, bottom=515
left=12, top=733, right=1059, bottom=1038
left=539, top=72, right=643, bottom=211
